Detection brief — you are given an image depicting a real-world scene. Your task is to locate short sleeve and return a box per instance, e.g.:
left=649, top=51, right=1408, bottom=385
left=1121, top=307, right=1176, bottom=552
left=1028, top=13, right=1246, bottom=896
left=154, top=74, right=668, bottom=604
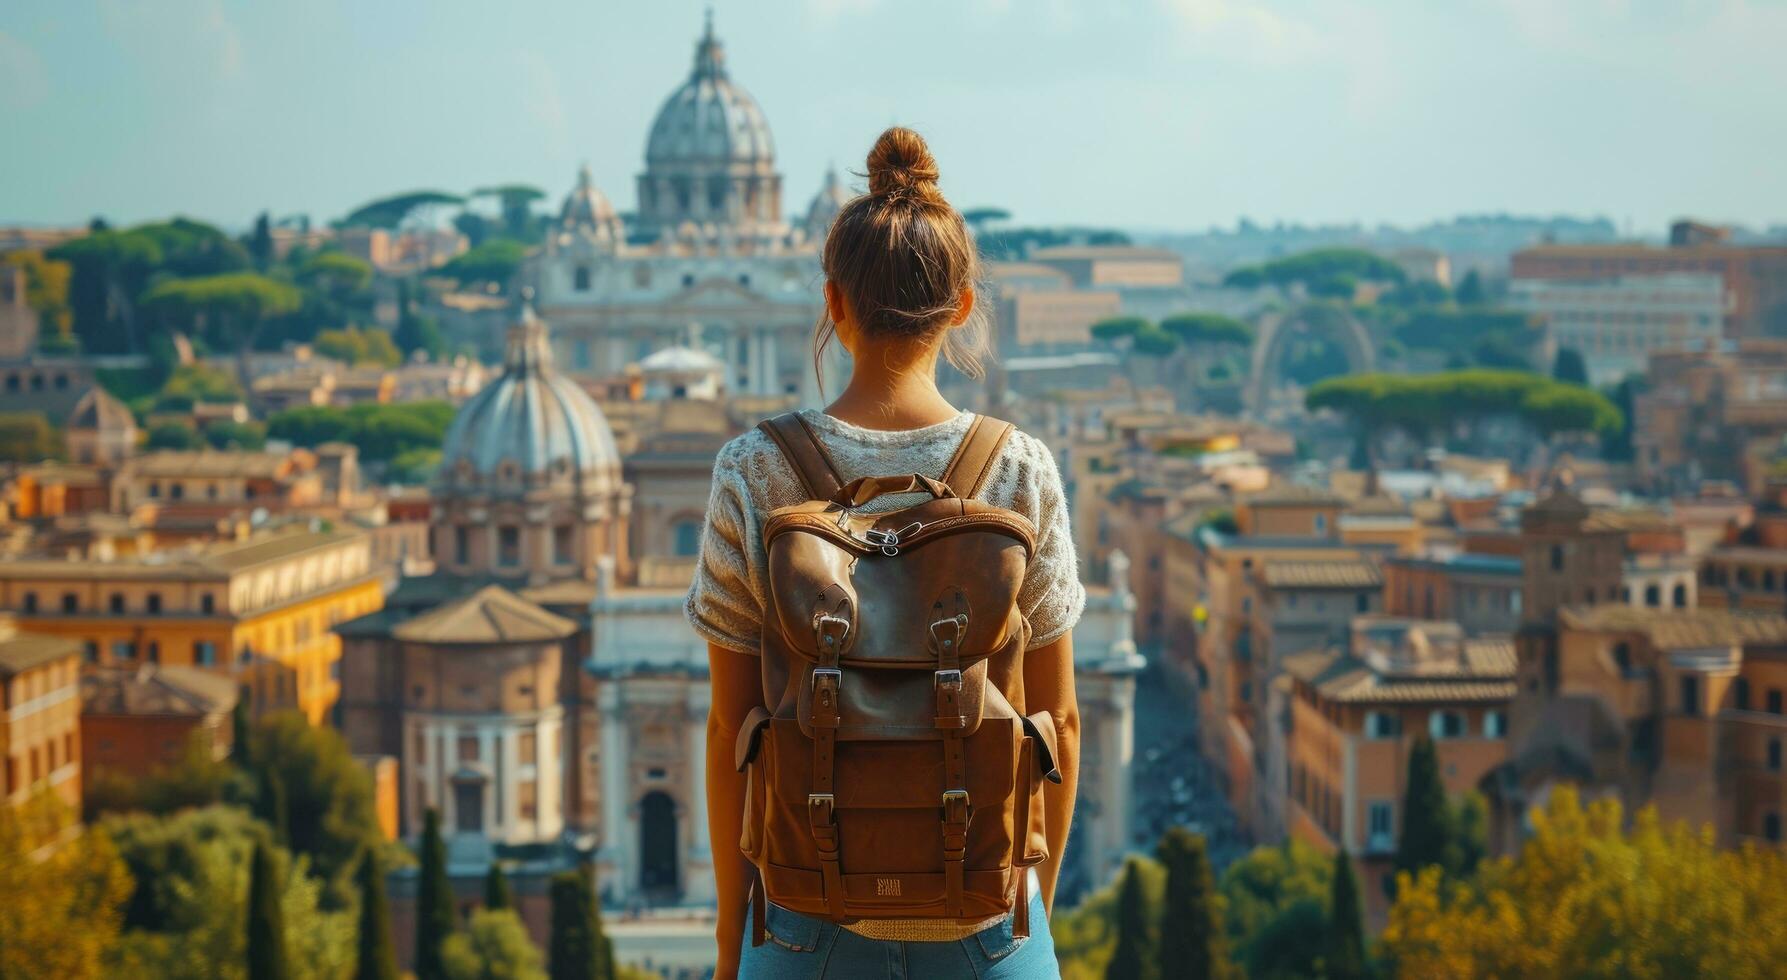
left=1014, top=438, right=1086, bottom=649
left=683, top=444, right=763, bottom=654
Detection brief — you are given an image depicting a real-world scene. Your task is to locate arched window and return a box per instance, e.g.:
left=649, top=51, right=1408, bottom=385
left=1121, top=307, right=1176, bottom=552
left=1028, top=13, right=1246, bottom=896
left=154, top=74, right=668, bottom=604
left=1550, top=544, right=1565, bottom=571
left=1674, top=583, right=1688, bottom=608
left=1644, top=584, right=1660, bottom=607
left=1612, top=642, right=1631, bottom=674
left=573, top=265, right=591, bottom=291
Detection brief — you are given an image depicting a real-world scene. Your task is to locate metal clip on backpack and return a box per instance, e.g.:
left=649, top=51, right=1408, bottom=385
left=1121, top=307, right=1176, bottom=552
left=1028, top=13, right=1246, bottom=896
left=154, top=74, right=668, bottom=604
left=733, top=412, right=1062, bottom=946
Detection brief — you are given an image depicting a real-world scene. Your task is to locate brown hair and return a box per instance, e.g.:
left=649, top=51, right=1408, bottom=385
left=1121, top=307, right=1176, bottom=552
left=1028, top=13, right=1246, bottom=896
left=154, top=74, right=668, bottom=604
left=814, top=127, right=989, bottom=385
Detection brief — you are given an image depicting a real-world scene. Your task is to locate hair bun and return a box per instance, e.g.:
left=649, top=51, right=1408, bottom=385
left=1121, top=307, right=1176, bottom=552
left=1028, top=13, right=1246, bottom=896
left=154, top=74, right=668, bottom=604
left=866, top=127, right=942, bottom=202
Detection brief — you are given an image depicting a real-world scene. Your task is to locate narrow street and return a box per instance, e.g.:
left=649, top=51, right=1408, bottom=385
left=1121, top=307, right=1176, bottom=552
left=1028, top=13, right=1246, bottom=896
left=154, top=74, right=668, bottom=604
left=1126, top=654, right=1251, bottom=872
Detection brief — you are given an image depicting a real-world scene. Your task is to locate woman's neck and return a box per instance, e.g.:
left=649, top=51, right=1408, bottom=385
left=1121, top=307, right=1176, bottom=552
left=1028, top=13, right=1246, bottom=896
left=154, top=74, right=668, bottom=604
left=823, top=342, right=959, bottom=431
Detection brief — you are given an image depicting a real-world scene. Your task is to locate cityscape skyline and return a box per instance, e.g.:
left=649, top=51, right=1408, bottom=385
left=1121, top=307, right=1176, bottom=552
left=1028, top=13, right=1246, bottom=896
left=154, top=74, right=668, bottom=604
left=3, top=0, right=1786, bottom=233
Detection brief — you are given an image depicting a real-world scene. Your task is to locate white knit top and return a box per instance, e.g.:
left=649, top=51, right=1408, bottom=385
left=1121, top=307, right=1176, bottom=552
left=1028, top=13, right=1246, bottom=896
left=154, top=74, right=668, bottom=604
left=684, top=409, right=1086, bottom=656
left=683, top=409, right=1084, bottom=942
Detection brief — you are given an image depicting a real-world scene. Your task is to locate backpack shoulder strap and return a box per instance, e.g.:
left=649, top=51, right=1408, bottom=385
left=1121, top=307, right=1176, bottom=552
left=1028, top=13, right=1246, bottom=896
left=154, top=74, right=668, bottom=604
left=940, top=413, right=1016, bottom=500
left=757, top=412, right=845, bottom=501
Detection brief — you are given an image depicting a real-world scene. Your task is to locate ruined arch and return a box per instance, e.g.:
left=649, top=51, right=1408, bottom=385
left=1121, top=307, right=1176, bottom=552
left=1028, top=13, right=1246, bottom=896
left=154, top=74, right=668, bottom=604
left=1245, top=304, right=1376, bottom=415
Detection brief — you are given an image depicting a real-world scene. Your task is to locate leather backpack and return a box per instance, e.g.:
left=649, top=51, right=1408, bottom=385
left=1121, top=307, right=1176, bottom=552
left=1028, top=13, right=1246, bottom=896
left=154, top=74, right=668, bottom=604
left=734, top=412, right=1062, bottom=946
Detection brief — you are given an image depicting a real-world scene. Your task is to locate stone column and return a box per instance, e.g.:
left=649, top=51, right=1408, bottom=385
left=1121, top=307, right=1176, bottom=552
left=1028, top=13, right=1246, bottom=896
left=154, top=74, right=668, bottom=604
left=481, top=727, right=499, bottom=839
left=683, top=681, right=716, bottom=903
left=761, top=328, right=779, bottom=396
left=598, top=681, right=633, bottom=901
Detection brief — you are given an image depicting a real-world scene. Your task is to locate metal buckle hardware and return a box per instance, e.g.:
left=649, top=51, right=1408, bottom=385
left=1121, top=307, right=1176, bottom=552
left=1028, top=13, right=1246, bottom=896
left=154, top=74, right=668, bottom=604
left=813, top=614, right=850, bottom=652
left=933, top=668, right=965, bottom=729
left=810, top=667, right=841, bottom=728
left=941, top=788, right=971, bottom=828
left=929, top=616, right=964, bottom=651
left=863, top=521, right=923, bottom=556
left=808, top=792, right=837, bottom=826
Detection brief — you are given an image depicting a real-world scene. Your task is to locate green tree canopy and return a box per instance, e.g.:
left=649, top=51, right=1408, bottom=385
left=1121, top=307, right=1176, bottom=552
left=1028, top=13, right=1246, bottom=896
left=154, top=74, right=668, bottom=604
left=1090, top=316, right=1150, bottom=341
left=443, top=909, right=548, bottom=980
left=314, top=327, right=403, bottom=368
left=472, top=185, right=548, bottom=241
left=342, top=191, right=467, bottom=230
left=437, top=239, right=528, bottom=289
left=155, top=363, right=247, bottom=411
left=1107, top=858, right=1157, bottom=980
left=1156, top=827, right=1231, bottom=980
left=1552, top=346, right=1589, bottom=385
left=1306, top=369, right=1623, bottom=440
left=548, top=868, right=614, bottom=980
left=1219, top=837, right=1330, bottom=975
left=1160, top=313, right=1253, bottom=347
left=104, top=805, right=354, bottom=980
left=1324, top=850, right=1368, bottom=980
left=1382, top=786, right=1787, bottom=978
left=249, top=711, right=382, bottom=901
left=356, top=850, right=399, bottom=980
left=0, top=793, right=132, bottom=979
left=1396, top=735, right=1453, bottom=880
left=485, top=862, right=514, bottom=911
left=139, top=273, right=303, bottom=382
left=266, top=401, right=456, bottom=463
left=1132, top=322, right=1180, bottom=357
left=247, top=839, right=291, bottom=980
left=416, top=808, right=454, bottom=980
left=0, top=412, right=61, bottom=462
left=1224, top=248, right=1406, bottom=290
left=2, top=248, right=74, bottom=342
left=147, top=422, right=205, bottom=451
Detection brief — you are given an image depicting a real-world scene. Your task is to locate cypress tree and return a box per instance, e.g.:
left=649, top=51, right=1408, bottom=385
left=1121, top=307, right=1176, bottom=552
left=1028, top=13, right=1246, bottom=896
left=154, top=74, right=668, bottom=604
left=1395, top=735, right=1451, bottom=879
left=259, top=766, right=289, bottom=848
left=231, top=691, right=252, bottom=767
left=246, top=839, right=289, bottom=980
left=1156, top=827, right=1229, bottom=980
left=1324, top=850, right=1368, bottom=980
left=485, top=861, right=513, bottom=910
left=1107, top=859, right=1155, bottom=980
left=415, top=808, right=454, bottom=980
left=549, top=867, right=612, bottom=980
left=355, top=850, right=398, bottom=980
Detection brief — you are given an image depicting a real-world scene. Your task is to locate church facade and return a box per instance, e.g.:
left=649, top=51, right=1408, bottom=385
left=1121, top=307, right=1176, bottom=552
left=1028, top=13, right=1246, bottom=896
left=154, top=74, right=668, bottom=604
left=531, top=15, right=845, bottom=403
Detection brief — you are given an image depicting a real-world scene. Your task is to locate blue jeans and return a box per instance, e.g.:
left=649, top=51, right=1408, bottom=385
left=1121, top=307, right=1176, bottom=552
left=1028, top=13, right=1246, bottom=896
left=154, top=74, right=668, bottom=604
left=738, top=884, right=1058, bottom=979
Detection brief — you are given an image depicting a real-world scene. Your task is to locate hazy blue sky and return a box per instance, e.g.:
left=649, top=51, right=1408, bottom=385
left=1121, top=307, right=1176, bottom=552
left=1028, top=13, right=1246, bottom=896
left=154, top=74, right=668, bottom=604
left=2, top=0, right=1783, bottom=233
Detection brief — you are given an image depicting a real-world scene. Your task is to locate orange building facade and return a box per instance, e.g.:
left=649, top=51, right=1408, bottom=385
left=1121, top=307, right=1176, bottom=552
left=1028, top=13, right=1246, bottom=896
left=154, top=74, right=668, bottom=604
left=0, top=616, right=83, bottom=811
left=0, top=527, right=383, bottom=724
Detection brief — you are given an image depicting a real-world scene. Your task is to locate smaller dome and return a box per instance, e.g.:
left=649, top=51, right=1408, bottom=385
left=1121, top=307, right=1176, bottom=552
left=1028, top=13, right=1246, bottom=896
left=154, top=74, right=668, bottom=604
left=66, top=386, right=135, bottom=433
left=558, top=164, right=624, bottom=244
left=437, top=303, right=622, bottom=497
left=639, top=345, right=724, bottom=374
left=803, top=164, right=851, bottom=241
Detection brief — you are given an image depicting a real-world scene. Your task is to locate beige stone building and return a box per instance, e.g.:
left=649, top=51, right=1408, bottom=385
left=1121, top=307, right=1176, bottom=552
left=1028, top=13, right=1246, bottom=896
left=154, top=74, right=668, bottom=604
left=0, top=616, right=82, bottom=812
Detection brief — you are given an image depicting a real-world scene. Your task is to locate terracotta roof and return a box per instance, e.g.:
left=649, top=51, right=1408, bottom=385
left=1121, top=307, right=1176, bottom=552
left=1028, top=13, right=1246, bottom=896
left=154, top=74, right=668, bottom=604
left=1261, top=559, right=1382, bottom=590
left=0, top=527, right=362, bottom=581
left=393, top=585, right=578, bottom=644
left=1245, top=484, right=1343, bottom=508
left=81, top=665, right=238, bottom=717
left=0, top=617, right=81, bottom=677
left=129, top=450, right=299, bottom=480
left=1559, top=606, right=1787, bottom=650
left=1282, top=646, right=1516, bottom=704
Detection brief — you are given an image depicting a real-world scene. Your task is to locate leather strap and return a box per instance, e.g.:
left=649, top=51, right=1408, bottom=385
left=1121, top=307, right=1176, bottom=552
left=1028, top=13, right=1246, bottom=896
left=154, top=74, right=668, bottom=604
left=833, top=473, right=954, bottom=508
left=758, top=413, right=845, bottom=501
left=808, top=615, right=846, bottom=920
left=1013, top=869, right=1031, bottom=939
left=941, top=733, right=969, bottom=918
left=939, top=414, right=1015, bottom=500
left=749, top=867, right=767, bottom=947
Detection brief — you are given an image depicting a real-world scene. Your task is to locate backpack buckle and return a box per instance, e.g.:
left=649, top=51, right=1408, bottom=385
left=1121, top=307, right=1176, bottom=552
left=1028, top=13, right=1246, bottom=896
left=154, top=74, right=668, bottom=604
left=813, top=614, right=850, bottom=657
left=810, top=668, right=841, bottom=728
left=933, top=669, right=965, bottom=730
left=943, top=783, right=972, bottom=836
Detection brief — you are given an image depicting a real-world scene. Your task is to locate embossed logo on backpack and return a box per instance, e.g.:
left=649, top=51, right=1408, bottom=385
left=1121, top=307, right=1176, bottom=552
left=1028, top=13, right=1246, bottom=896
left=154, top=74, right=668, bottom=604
left=876, top=877, right=902, bottom=897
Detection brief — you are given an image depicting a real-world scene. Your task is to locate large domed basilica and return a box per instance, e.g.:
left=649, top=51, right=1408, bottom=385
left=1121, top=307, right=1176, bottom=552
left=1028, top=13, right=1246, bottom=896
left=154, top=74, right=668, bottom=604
left=533, top=13, right=840, bottom=403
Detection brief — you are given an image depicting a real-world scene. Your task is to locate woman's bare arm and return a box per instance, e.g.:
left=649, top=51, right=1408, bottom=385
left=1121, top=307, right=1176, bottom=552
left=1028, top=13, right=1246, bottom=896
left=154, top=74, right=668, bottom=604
left=705, top=643, right=762, bottom=979
left=1022, top=633, right=1080, bottom=914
